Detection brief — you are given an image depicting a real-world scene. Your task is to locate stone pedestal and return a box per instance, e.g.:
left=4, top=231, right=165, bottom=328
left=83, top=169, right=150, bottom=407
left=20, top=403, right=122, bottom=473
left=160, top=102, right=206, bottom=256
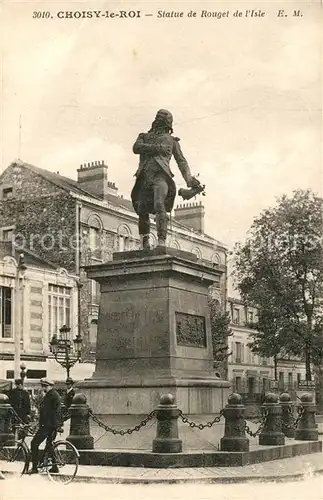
left=77, top=248, right=230, bottom=449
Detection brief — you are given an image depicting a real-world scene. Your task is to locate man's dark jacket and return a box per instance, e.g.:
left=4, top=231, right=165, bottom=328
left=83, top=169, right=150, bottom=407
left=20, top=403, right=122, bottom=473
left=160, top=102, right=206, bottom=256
left=39, top=388, right=62, bottom=429
left=9, top=388, right=31, bottom=421
left=64, top=388, right=75, bottom=409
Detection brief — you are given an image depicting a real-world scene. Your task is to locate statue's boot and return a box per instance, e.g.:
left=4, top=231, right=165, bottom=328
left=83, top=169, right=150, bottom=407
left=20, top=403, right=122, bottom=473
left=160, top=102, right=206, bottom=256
left=141, top=234, right=150, bottom=250
left=139, top=215, right=150, bottom=250
left=156, top=213, right=168, bottom=247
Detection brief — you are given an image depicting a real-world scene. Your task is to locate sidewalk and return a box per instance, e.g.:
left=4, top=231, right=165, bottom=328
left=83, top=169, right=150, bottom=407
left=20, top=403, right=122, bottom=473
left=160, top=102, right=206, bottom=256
left=22, top=452, right=323, bottom=484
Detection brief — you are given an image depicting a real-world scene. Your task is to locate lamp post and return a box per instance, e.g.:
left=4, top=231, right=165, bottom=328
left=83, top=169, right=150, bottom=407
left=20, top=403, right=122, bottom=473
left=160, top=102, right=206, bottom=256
left=20, top=363, right=27, bottom=385
left=14, top=254, right=27, bottom=379
left=316, top=329, right=323, bottom=414
left=49, top=325, right=83, bottom=380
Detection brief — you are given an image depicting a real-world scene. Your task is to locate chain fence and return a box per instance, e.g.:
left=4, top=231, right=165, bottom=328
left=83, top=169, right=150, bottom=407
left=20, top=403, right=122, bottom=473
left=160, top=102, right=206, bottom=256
left=88, top=408, right=156, bottom=436
left=88, top=408, right=225, bottom=438
left=178, top=409, right=224, bottom=430
left=7, top=398, right=305, bottom=445
left=244, top=408, right=268, bottom=437
left=284, top=405, right=304, bottom=430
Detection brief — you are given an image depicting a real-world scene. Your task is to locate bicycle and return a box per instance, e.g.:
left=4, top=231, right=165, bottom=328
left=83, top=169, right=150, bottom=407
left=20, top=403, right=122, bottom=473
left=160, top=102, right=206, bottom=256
left=0, top=422, right=30, bottom=479
left=0, top=422, right=80, bottom=485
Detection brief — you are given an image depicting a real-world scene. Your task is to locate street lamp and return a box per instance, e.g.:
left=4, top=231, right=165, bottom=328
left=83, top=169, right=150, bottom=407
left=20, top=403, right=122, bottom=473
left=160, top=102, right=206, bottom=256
left=20, top=363, right=27, bottom=385
left=14, top=254, right=27, bottom=379
left=316, top=328, right=323, bottom=414
left=49, top=325, right=83, bottom=380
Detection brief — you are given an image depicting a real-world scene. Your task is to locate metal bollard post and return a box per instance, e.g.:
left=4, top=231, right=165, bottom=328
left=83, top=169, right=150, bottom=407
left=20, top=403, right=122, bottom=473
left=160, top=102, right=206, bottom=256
left=0, top=394, right=15, bottom=447
left=152, top=393, right=182, bottom=453
left=66, top=394, right=94, bottom=449
left=280, top=393, right=295, bottom=438
left=259, top=392, right=285, bottom=445
left=220, top=393, right=249, bottom=452
left=295, top=393, right=318, bottom=441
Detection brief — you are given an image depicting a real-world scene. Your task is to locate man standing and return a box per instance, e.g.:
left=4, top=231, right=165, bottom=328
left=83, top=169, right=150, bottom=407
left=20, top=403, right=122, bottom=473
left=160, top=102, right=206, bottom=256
left=64, top=378, right=75, bottom=410
left=131, top=109, right=195, bottom=249
left=8, top=378, right=31, bottom=423
left=30, top=378, right=62, bottom=474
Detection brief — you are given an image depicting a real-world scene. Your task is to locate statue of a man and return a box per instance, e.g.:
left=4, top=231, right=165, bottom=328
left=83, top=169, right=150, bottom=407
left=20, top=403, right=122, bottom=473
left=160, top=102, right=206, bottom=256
left=131, top=109, right=194, bottom=249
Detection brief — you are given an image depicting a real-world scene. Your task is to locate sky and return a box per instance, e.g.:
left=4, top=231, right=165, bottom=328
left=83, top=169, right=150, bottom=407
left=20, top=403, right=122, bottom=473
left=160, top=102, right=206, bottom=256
left=1, top=0, right=322, bottom=254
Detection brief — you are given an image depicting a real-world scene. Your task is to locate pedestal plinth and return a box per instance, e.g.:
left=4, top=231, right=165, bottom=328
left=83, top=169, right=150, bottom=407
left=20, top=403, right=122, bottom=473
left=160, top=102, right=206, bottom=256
left=77, top=248, right=231, bottom=449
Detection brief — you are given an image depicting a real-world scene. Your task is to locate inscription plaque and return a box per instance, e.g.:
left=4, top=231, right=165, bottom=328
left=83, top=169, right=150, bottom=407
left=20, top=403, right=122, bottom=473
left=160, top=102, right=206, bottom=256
left=175, top=312, right=207, bottom=348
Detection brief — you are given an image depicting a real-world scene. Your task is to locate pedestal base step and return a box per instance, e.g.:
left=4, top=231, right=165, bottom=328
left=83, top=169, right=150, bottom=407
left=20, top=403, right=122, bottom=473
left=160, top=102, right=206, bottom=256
left=73, top=440, right=321, bottom=468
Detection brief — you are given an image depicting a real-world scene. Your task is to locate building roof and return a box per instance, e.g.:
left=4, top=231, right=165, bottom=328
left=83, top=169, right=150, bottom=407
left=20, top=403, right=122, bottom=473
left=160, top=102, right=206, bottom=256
left=0, top=242, right=57, bottom=270
left=103, top=191, right=135, bottom=212
left=10, top=161, right=225, bottom=247
left=20, top=162, right=137, bottom=211
left=21, top=162, right=103, bottom=200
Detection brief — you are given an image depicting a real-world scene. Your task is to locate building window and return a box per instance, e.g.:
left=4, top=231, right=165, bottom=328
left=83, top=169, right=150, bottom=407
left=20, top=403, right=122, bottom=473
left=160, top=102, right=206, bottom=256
left=89, top=279, right=100, bottom=305
left=118, top=235, right=130, bottom=252
left=117, top=224, right=132, bottom=252
left=191, top=246, right=202, bottom=260
left=211, top=253, right=221, bottom=267
left=48, top=285, right=71, bottom=338
left=233, top=308, right=240, bottom=324
left=262, top=378, right=269, bottom=392
left=248, top=311, right=254, bottom=323
left=235, top=342, right=243, bottom=363
left=1, top=229, right=13, bottom=242
left=248, top=377, right=256, bottom=395
left=297, top=373, right=301, bottom=384
left=89, top=227, right=100, bottom=250
left=169, top=239, right=180, bottom=250
left=89, top=226, right=101, bottom=256
left=0, top=287, right=12, bottom=338
left=89, top=319, right=98, bottom=347
left=2, top=187, right=13, bottom=200
left=235, top=376, right=242, bottom=392
left=288, top=372, right=293, bottom=387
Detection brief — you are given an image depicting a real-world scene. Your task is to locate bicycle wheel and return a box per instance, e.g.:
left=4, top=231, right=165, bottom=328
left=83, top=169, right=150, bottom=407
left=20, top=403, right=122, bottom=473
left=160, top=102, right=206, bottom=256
left=46, top=440, right=79, bottom=485
left=0, top=441, right=29, bottom=479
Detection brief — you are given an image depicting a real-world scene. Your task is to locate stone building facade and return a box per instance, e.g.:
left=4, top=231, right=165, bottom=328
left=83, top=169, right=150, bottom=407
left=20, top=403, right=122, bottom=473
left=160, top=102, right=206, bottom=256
left=0, top=242, right=83, bottom=385
left=227, top=296, right=306, bottom=399
left=0, top=160, right=227, bottom=360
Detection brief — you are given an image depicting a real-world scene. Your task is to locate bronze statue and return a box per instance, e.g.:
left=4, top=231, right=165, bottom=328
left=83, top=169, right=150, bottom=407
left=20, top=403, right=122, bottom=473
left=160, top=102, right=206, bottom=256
left=131, top=109, right=204, bottom=249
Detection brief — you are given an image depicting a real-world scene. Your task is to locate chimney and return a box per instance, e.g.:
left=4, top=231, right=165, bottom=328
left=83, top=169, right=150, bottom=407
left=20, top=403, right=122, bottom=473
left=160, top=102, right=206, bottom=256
left=107, top=180, right=118, bottom=196
left=173, top=201, right=205, bottom=233
left=77, top=161, right=118, bottom=199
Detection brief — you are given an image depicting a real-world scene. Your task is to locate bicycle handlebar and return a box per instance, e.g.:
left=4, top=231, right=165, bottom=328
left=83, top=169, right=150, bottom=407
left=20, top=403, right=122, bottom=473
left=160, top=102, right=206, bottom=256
left=14, top=422, right=64, bottom=438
